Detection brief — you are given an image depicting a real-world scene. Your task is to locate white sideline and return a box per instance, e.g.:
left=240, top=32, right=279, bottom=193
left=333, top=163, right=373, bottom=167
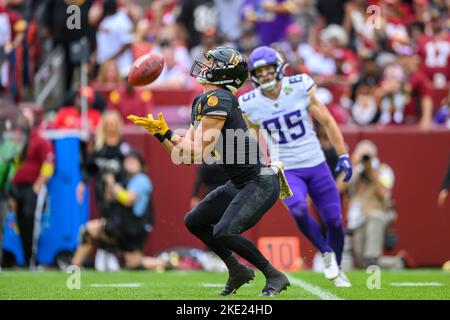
left=287, top=275, right=343, bottom=300
left=389, top=282, right=443, bottom=287
left=90, top=283, right=143, bottom=288
left=201, top=283, right=225, bottom=288
left=201, top=283, right=254, bottom=288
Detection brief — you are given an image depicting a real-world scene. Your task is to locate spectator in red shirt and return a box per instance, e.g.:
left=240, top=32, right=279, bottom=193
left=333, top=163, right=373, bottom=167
left=396, top=44, right=433, bottom=130
left=381, top=0, right=416, bottom=45
left=416, top=8, right=450, bottom=88
left=0, top=0, right=27, bottom=101
left=53, top=87, right=102, bottom=132
left=10, top=107, right=55, bottom=267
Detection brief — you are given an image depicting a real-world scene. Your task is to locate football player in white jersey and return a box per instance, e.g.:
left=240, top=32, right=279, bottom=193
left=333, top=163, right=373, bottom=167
left=239, top=46, right=352, bottom=287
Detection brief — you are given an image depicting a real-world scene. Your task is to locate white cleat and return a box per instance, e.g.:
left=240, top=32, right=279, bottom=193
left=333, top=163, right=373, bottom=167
left=322, top=252, right=339, bottom=280
left=333, top=270, right=352, bottom=287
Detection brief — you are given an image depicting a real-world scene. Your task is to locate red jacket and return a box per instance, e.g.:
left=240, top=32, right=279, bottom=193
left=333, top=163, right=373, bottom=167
left=13, top=129, right=54, bottom=185
left=53, top=106, right=101, bottom=131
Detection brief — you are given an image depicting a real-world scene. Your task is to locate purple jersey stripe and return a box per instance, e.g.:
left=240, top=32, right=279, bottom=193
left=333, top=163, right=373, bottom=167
left=306, top=83, right=317, bottom=93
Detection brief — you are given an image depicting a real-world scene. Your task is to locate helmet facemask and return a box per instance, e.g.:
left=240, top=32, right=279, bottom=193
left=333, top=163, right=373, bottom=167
left=190, top=59, right=212, bottom=84
left=252, top=67, right=278, bottom=91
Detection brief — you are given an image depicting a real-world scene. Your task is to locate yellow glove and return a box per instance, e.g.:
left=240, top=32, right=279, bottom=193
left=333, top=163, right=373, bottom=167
left=127, top=112, right=170, bottom=136
left=127, top=113, right=172, bottom=143
left=127, top=113, right=157, bottom=134
left=153, top=112, right=170, bottom=135
left=269, top=161, right=293, bottom=199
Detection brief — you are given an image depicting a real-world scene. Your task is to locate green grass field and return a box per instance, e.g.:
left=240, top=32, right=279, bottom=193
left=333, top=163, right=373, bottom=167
left=1, top=269, right=449, bottom=300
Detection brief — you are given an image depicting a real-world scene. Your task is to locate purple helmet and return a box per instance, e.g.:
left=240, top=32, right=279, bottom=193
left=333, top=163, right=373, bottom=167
left=248, top=46, right=285, bottom=89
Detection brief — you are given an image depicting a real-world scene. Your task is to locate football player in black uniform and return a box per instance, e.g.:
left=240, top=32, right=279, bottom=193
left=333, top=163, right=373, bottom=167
left=128, top=47, right=290, bottom=296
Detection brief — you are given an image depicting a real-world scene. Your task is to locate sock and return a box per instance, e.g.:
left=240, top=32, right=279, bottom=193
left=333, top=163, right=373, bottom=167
left=261, top=263, right=279, bottom=277
left=291, top=203, right=332, bottom=254
left=321, top=205, right=345, bottom=266
left=223, top=255, right=241, bottom=271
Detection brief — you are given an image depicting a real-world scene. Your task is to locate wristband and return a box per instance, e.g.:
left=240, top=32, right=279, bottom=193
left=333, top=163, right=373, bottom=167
left=116, top=188, right=131, bottom=206
left=40, top=162, right=54, bottom=178
left=154, top=133, right=166, bottom=143
left=164, top=129, right=173, bottom=141
left=155, top=129, right=173, bottom=143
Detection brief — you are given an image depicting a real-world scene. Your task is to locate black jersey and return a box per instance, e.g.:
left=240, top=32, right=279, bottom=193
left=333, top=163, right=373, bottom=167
left=190, top=88, right=263, bottom=187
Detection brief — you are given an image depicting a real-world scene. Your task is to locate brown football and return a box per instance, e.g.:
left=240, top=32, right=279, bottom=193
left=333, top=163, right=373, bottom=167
left=128, top=53, right=165, bottom=86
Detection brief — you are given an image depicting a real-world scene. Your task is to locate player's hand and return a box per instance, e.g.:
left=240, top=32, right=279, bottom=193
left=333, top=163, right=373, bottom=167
left=127, top=114, right=156, bottom=134
left=437, top=189, right=448, bottom=208
left=335, top=154, right=352, bottom=182
left=153, top=112, right=170, bottom=135
left=103, top=172, right=115, bottom=186
left=127, top=113, right=169, bottom=136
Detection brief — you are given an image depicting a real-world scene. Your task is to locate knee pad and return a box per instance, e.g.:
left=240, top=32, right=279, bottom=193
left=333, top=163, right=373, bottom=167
left=78, top=225, right=94, bottom=245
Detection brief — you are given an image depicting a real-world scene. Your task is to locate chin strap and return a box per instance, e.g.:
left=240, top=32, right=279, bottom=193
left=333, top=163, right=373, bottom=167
left=196, top=76, right=207, bottom=84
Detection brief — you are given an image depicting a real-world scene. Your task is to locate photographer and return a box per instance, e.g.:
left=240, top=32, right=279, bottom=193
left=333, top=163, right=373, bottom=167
left=72, top=149, right=167, bottom=270
left=77, top=110, right=131, bottom=269
left=346, top=140, right=396, bottom=268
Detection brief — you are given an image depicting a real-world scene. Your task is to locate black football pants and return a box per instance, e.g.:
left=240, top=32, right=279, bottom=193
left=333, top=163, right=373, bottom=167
left=11, top=184, right=37, bottom=267
left=184, top=167, right=280, bottom=271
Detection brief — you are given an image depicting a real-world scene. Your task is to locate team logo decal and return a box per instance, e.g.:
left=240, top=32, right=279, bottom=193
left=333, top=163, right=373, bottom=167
left=284, top=86, right=293, bottom=95
left=207, top=96, right=219, bottom=107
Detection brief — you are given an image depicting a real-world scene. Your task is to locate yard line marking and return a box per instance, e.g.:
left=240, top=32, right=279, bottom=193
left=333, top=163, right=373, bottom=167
left=287, top=275, right=343, bottom=300
left=201, top=283, right=225, bottom=288
left=200, top=283, right=254, bottom=288
left=389, top=282, right=443, bottom=287
left=90, top=283, right=143, bottom=288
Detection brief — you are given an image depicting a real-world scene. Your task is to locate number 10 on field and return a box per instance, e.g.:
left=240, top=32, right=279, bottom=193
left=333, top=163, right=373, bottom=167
left=258, top=237, right=302, bottom=272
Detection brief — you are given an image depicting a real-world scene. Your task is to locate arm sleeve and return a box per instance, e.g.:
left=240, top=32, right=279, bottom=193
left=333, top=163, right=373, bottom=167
left=40, top=137, right=54, bottom=165
left=190, top=95, right=202, bottom=125
left=301, top=73, right=317, bottom=96
left=128, top=174, right=152, bottom=197
left=201, top=92, right=233, bottom=119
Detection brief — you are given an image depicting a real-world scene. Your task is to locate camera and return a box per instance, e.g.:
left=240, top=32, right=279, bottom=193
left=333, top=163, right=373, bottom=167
left=362, top=154, right=371, bottom=163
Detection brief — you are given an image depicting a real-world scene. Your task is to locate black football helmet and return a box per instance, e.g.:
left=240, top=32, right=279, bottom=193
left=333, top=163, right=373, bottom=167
left=190, top=47, right=249, bottom=93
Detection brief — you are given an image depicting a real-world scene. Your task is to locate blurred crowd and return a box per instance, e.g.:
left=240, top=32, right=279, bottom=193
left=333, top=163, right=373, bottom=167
left=0, top=0, right=450, bottom=130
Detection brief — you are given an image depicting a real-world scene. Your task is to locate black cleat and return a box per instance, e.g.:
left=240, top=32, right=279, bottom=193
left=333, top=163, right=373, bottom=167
left=260, top=272, right=290, bottom=297
left=219, top=265, right=255, bottom=296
